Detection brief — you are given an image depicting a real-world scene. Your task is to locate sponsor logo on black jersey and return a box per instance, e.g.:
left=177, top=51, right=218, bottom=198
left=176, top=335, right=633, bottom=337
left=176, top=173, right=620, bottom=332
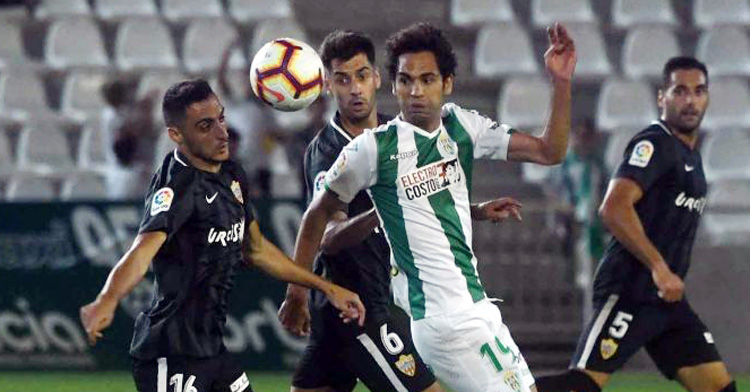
left=208, top=219, right=245, bottom=246
left=674, top=192, right=707, bottom=214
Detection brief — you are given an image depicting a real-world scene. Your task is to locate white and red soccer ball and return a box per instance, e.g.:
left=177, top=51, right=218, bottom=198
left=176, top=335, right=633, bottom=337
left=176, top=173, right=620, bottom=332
left=249, top=37, right=324, bottom=112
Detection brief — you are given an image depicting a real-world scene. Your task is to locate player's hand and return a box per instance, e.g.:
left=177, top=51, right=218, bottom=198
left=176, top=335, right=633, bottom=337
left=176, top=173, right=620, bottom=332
left=79, top=296, right=118, bottom=346
left=278, top=288, right=311, bottom=336
left=474, top=197, right=522, bottom=223
left=651, top=263, right=684, bottom=302
left=325, top=284, right=365, bottom=327
left=544, top=22, right=577, bottom=83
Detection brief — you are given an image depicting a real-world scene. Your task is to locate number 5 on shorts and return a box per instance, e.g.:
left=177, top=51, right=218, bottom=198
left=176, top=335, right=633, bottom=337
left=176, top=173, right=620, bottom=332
left=609, top=311, right=633, bottom=339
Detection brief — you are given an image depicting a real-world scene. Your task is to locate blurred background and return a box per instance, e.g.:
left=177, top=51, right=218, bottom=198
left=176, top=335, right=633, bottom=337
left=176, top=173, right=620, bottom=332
left=0, top=0, right=748, bottom=390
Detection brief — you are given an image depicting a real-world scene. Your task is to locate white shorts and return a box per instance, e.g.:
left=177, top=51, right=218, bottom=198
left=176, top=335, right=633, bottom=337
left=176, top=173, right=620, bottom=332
left=411, top=300, right=535, bottom=392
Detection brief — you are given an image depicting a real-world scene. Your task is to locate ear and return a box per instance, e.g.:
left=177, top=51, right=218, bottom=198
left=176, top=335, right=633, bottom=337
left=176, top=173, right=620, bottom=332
left=374, top=69, right=382, bottom=90
left=168, top=126, right=183, bottom=144
left=656, top=88, right=664, bottom=111
left=443, top=75, right=454, bottom=96
left=391, top=80, right=396, bottom=96
left=324, top=70, right=332, bottom=95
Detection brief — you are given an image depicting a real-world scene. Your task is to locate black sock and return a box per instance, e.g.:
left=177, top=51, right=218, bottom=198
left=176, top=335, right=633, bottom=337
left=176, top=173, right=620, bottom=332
left=719, top=381, right=736, bottom=392
left=536, top=369, right=602, bottom=392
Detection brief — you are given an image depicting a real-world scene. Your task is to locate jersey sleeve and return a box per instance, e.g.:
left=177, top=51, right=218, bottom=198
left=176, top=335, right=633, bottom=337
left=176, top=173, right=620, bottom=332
left=445, top=103, right=514, bottom=160
left=236, top=165, right=257, bottom=224
left=614, top=134, right=676, bottom=192
left=324, top=131, right=377, bottom=204
left=303, top=141, right=335, bottom=206
left=138, top=169, right=196, bottom=239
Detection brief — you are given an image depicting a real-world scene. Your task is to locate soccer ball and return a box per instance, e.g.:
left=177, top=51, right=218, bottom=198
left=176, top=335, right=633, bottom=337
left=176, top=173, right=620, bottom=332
left=249, top=38, right=324, bottom=112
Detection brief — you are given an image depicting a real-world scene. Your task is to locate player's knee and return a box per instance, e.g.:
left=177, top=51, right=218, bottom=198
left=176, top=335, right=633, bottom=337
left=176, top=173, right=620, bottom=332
left=717, top=380, right=736, bottom=392
left=535, top=369, right=601, bottom=392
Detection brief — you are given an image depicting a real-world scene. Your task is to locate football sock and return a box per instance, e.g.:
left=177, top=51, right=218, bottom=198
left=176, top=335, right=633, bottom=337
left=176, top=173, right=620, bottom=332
left=535, top=369, right=602, bottom=392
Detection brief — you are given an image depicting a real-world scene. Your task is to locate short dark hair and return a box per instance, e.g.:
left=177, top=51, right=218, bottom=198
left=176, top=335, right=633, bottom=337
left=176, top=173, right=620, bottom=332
left=162, top=79, right=215, bottom=127
left=385, top=23, right=457, bottom=80
left=662, top=56, right=709, bottom=89
left=319, top=30, right=375, bottom=71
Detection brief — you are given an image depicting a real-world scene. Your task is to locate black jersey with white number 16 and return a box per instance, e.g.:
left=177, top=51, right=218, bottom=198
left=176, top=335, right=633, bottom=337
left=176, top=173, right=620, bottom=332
left=130, top=149, right=255, bottom=360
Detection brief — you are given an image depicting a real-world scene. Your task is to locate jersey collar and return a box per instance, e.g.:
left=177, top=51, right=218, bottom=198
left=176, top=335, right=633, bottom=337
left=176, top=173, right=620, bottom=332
left=330, top=112, right=354, bottom=142
left=651, top=120, right=673, bottom=136
left=395, top=114, right=444, bottom=139
left=173, top=148, right=189, bottom=167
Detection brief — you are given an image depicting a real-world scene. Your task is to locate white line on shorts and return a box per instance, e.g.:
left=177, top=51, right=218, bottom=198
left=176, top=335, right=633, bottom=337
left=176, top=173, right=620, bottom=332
left=357, top=333, right=409, bottom=392
left=577, top=294, right=619, bottom=369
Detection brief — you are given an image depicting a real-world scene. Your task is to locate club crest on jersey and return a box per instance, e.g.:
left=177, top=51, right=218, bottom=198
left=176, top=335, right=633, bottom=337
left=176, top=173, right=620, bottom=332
left=231, top=180, right=243, bottom=204
left=437, top=130, right=457, bottom=157
left=399, top=158, right=462, bottom=200
left=395, top=354, right=416, bottom=377
left=150, top=187, right=174, bottom=216
left=628, top=140, right=654, bottom=168
left=503, top=371, right=522, bottom=392
left=600, top=338, right=618, bottom=360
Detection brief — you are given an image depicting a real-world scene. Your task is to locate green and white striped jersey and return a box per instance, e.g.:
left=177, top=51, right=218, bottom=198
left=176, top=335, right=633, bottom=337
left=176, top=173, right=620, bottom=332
left=325, top=103, right=514, bottom=320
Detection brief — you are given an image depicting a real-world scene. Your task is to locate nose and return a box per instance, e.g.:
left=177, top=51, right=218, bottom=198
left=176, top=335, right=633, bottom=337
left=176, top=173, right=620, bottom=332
left=410, top=80, right=424, bottom=97
left=215, top=123, right=229, bottom=140
left=351, top=80, right=363, bottom=96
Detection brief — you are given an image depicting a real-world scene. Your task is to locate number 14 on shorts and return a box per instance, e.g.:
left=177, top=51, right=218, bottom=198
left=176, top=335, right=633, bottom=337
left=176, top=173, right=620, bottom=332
left=480, top=337, right=519, bottom=372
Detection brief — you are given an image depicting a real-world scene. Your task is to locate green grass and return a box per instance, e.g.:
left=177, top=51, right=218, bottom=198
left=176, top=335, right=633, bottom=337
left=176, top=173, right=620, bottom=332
left=1, top=371, right=748, bottom=391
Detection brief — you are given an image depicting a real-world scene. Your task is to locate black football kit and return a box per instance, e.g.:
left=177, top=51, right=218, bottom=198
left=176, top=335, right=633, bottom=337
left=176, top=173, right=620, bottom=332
left=292, top=113, right=436, bottom=392
left=571, top=121, right=722, bottom=378
left=130, top=149, right=253, bottom=392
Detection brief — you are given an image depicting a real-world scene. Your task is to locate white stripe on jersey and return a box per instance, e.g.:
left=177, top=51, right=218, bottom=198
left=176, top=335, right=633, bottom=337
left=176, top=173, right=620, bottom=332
left=157, top=357, right=168, bottom=392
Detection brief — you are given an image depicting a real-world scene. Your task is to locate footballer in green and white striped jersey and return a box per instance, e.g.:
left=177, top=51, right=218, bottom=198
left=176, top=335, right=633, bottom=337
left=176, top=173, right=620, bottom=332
left=325, top=103, right=514, bottom=320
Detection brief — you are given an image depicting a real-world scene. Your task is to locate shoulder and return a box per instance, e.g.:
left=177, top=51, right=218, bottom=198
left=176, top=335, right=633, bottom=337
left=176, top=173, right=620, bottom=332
left=624, top=124, right=677, bottom=167
left=152, top=152, right=196, bottom=193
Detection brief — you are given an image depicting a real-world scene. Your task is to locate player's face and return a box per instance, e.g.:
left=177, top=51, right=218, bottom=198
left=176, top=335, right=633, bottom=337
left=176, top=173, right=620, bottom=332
left=326, top=53, right=381, bottom=122
left=658, top=69, right=709, bottom=135
left=172, top=95, right=230, bottom=165
left=392, top=51, right=453, bottom=131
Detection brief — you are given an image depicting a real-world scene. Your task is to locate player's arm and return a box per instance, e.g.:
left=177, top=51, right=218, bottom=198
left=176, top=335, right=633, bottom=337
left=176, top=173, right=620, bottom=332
left=80, top=231, right=167, bottom=346
left=243, top=218, right=364, bottom=327
left=599, top=178, right=684, bottom=301
left=470, top=197, right=523, bottom=223
left=320, top=207, right=379, bottom=255
left=507, top=23, right=576, bottom=165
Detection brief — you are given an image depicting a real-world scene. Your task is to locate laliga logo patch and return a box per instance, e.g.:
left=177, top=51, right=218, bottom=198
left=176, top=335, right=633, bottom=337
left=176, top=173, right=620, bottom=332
left=231, top=180, right=243, bottom=204
left=329, top=150, right=348, bottom=180
left=628, top=140, right=654, bottom=168
left=395, top=354, right=416, bottom=377
left=600, top=338, right=618, bottom=360
left=150, top=187, right=174, bottom=216
left=313, top=171, right=327, bottom=199
left=437, top=130, right=456, bottom=157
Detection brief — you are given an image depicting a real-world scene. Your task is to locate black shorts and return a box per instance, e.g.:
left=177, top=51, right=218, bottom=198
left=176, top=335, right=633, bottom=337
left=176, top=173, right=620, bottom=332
left=571, top=294, right=722, bottom=379
left=293, top=310, right=436, bottom=392
left=132, top=350, right=251, bottom=392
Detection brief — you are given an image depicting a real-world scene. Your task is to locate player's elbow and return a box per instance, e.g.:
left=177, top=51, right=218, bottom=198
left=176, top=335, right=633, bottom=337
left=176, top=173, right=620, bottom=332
left=598, top=201, right=617, bottom=228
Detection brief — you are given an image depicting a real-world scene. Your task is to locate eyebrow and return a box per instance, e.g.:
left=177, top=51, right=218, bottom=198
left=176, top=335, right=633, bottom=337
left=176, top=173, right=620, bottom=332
left=194, top=106, right=225, bottom=128
left=396, top=71, right=438, bottom=79
left=333, top=66, right=371, bottom=76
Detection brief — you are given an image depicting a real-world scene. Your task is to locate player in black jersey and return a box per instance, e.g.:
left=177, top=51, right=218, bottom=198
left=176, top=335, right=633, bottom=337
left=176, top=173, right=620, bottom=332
left=536, top=58, right=736, bottom=392
left=277, top=30, right=522, bottom=392
left=79, top=80, right=365, bottom=392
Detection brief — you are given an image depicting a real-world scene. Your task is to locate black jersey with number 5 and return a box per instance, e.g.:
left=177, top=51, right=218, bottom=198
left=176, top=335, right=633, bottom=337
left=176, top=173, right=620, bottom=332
left=130, top=149, right=255, bottom=360
left=594, top=121, right=707, bottom=304
left=303, top=113, right=392, bottom=326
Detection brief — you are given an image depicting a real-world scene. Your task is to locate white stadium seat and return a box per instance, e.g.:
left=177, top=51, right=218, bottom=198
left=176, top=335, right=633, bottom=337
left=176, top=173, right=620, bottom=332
left=703, top=179, right=750, bottom=245
left=115, top=18, right=178, bottom=71
left=474, top=23, right=538, bottom=78
left=35, top=0, right=91, bottom=19
left=696, top=27, right=750, bottom=78
left=0, top=70, right=50, bottom=122
left=228, top=0, right=292, bottom=23
left=6, top=175, right=57, bottom=201
left=250, top=19, right=308, bottom=55
left=564, top=24, right=611, bottom=79
left=531, top=0, right=596, bottom=28
left=183, top=19, right=245, bottom=74
left=604, top=127, right=641, bottom=171
left=497, top=77, right=551, bottom=129
left=450, top=0, right=516, bottom=26
left=701, top=78, right=750, bottom=131
left=61, top=173, right=107, bottom=200
left=693, top=0, right=750, bottom=28
left=0, top=22, right=34, bottom=70
left=45, top=18, right=109, bottom=70
left=94, top=0, right=158, bottom=20
left=137, top=71, right=188, bottom=120
left=622, top=26, right=681, bottom=80
left=162, top=0, right=224, bottom=21
left=611, top=0, right=677, bottom=28
left=17, top=122, right=75, bottom=173
left=0, top=130, right=14, bottom=177
left=60, top=71, right=110, bottom=122
left=703, top=129, right=750, bottom=181
left=596, top=79, right=656, bottom=131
